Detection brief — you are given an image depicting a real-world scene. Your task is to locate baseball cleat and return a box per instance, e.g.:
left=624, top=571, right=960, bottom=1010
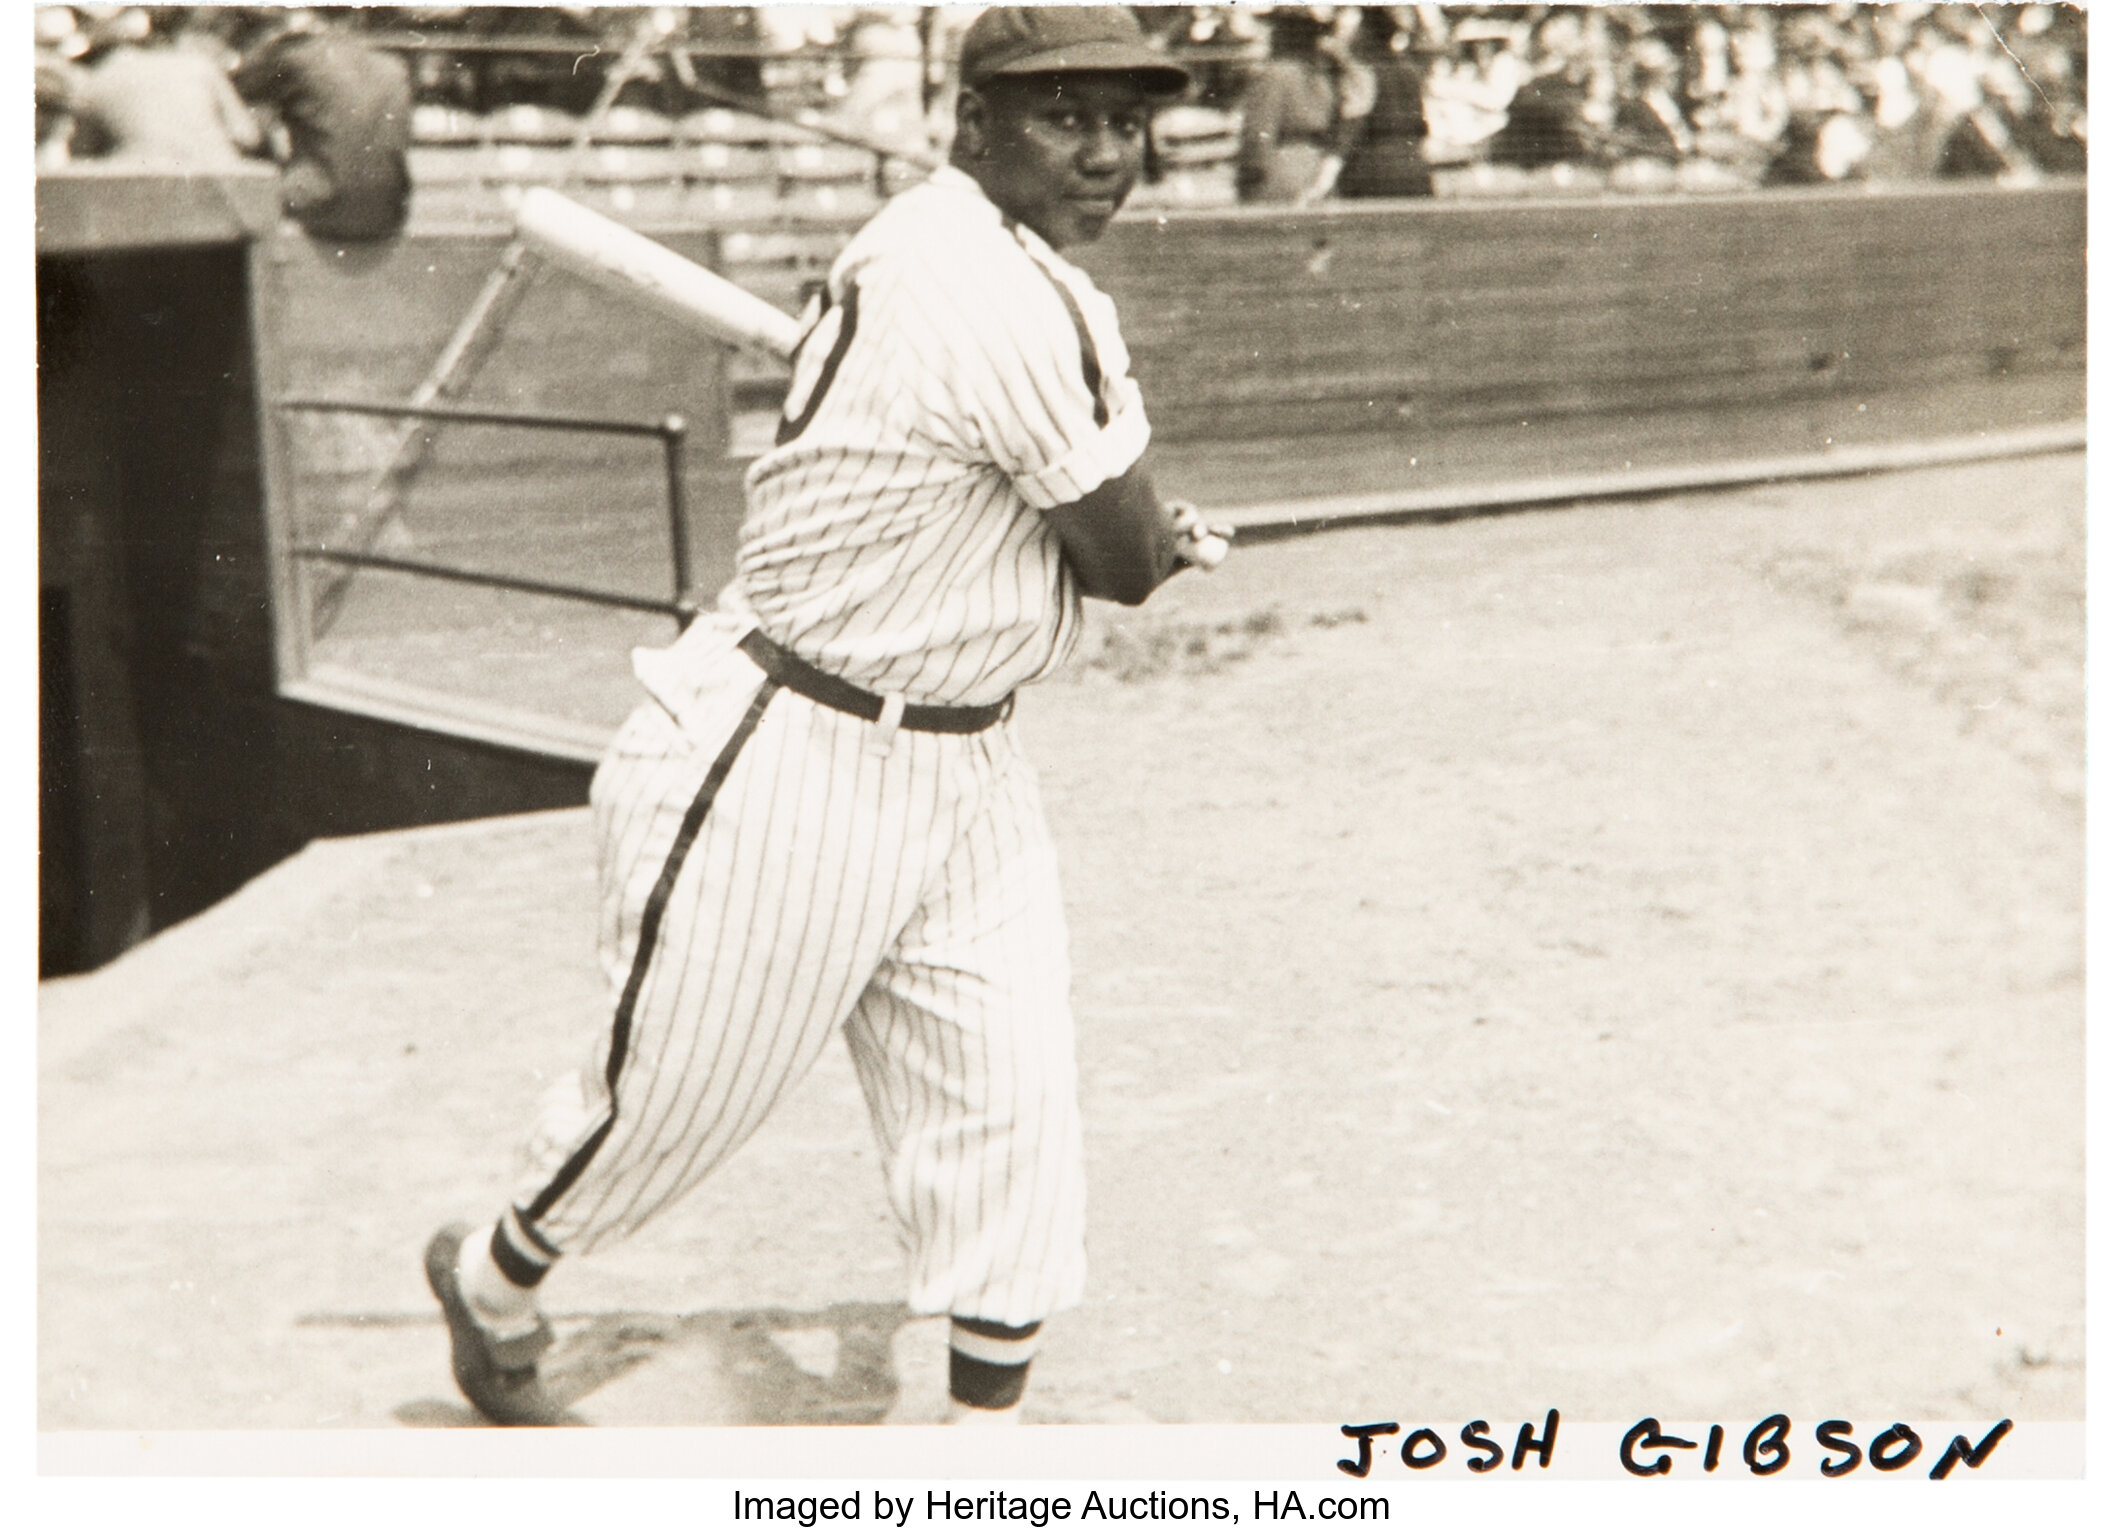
left=423, top=1222, right=572, bottom=1426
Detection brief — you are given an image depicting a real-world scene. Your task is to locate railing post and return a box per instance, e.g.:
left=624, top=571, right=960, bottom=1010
left=662, top=414, right=696, bottom=628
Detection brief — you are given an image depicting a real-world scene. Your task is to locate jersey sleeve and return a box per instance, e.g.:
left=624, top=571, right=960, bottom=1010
left=869, top=240, right=1150, bottom=510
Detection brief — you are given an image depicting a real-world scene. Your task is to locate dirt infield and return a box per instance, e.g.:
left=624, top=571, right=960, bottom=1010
left=38, top=453, right=2082, bottom=1431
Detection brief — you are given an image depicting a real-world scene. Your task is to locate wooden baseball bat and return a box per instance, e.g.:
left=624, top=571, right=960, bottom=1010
left=515, top=186, right=804, bottom=360
left=515, top=190, right=1232, bottom=569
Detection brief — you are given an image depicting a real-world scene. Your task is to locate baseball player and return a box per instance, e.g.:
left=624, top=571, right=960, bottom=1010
left=425, top=6, right=1223, bottom=1426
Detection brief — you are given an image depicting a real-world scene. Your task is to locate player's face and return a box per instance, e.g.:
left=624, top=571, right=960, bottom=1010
left=964, top=74, right=1155, bottom=249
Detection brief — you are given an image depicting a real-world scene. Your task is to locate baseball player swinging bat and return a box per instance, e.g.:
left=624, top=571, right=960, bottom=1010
left=515, top=187, right=1233, bottom=569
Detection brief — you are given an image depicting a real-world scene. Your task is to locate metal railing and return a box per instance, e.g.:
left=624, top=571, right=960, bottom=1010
left=278, top=396, right=700, bottom=628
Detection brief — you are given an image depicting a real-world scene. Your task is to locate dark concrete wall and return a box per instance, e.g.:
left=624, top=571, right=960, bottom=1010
left=40, top=246, right=278, bottom=971
left=37, top=243, right=588, bottom=977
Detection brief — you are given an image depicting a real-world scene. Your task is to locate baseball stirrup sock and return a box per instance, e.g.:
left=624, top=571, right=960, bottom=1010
left=491, top=1209, right=557, bottom=1288
left=948, top=1317, right=1041, bottom=1410
left=466, top=1213, right=551, bottom=1340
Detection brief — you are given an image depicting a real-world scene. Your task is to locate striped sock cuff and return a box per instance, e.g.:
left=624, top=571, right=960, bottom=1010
left=948, top=1318, right=1041, bottom=1411
left=491, top=1209, right=557, bottom=1289
left=948, top=1317, right=1042, bottom=1367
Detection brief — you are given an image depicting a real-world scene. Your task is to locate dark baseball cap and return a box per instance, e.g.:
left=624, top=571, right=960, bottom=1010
left=960, top=7, right=1191, bottom=95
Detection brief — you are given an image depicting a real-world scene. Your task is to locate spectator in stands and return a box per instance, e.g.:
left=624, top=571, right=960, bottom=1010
left=177, top=1, right=2078, bottom=210
left=1686, top=9, right=1731, bottom=124
left=823, top=6, right=930, bottom=159
left=1761, top=11, right=1874, bottom=185
left=1685, top=9, right=1789, bottom=182
left=670, top=5, right=768, bottom=106
left=1760, top=111, right=1860, bottom=185
left=1779, top=15, right=1867, bottom=123
left=1998, top=5, right=2087, bottom=175
left=459, top=5, right=608, bottom=114
left=1419, top=16, right=1525, bottom=166
left=36, top=56, right=82, bottom=167
left=35, top=9, right=90, bottom=168
left=1850, top=7, right=1945, bottom=183
left=1486, top=8, right=1607, bottom=171
left=1899, top=11, right=2032, bottom=182
left=1608, top=35, right=1693, bottom=164
left=65, top=7, right=263, bottom=168
left=229, top=10, right=414, bottom=242
left=1335, top=7, right=1434, bottom=199
left=1234, top=6, right=1368, bottom=204
left=1136, top=4, right=1263, bottom=111
left=1723, top=13, right=1793, bottom=152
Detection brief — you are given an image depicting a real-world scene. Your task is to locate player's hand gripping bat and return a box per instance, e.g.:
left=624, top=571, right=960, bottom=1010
left=514, top=188, right=1233, bottom=571
left=1165, top=500, right=1234, bottom=571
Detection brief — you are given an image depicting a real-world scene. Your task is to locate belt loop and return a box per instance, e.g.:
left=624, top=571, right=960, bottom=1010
left=870, top=692, right=906, bottom=755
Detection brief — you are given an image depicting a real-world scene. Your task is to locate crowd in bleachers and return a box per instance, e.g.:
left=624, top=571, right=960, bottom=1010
left=1151, top=3, right=2087, bottom=203
left=37, top=5, right=2088, bottom=224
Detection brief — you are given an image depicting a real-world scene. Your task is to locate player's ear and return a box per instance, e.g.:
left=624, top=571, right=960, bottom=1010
left=954, top=87, right=992, bottom=162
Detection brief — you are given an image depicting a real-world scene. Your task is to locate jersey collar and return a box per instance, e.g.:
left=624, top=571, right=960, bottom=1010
left=927, top=163, right=1061, bottom=260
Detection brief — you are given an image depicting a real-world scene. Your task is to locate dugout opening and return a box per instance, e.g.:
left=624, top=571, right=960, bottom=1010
left=36, top=170, right=593, bottom=978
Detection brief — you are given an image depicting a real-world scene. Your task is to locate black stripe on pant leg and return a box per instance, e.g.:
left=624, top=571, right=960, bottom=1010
left=520, top=680, right=782, bottom=1227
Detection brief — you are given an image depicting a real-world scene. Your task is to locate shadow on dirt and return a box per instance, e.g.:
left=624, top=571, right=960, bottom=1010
left=388, top=1299, right=912, bottom=1427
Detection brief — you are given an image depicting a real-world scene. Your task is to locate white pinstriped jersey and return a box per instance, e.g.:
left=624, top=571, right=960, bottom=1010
left=636, top=165, right=1151, bottom=715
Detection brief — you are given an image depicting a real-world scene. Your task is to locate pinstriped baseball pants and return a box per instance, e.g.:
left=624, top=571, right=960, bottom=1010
left=508, top=646, right=1087, bottom=1327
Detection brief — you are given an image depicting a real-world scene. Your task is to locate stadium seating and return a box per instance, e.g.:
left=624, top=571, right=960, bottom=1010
left=407, top=94, right=897, bottom=229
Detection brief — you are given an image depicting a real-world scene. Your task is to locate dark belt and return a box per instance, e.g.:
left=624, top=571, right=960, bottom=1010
left=738, top=629, right=1013, bottom=734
